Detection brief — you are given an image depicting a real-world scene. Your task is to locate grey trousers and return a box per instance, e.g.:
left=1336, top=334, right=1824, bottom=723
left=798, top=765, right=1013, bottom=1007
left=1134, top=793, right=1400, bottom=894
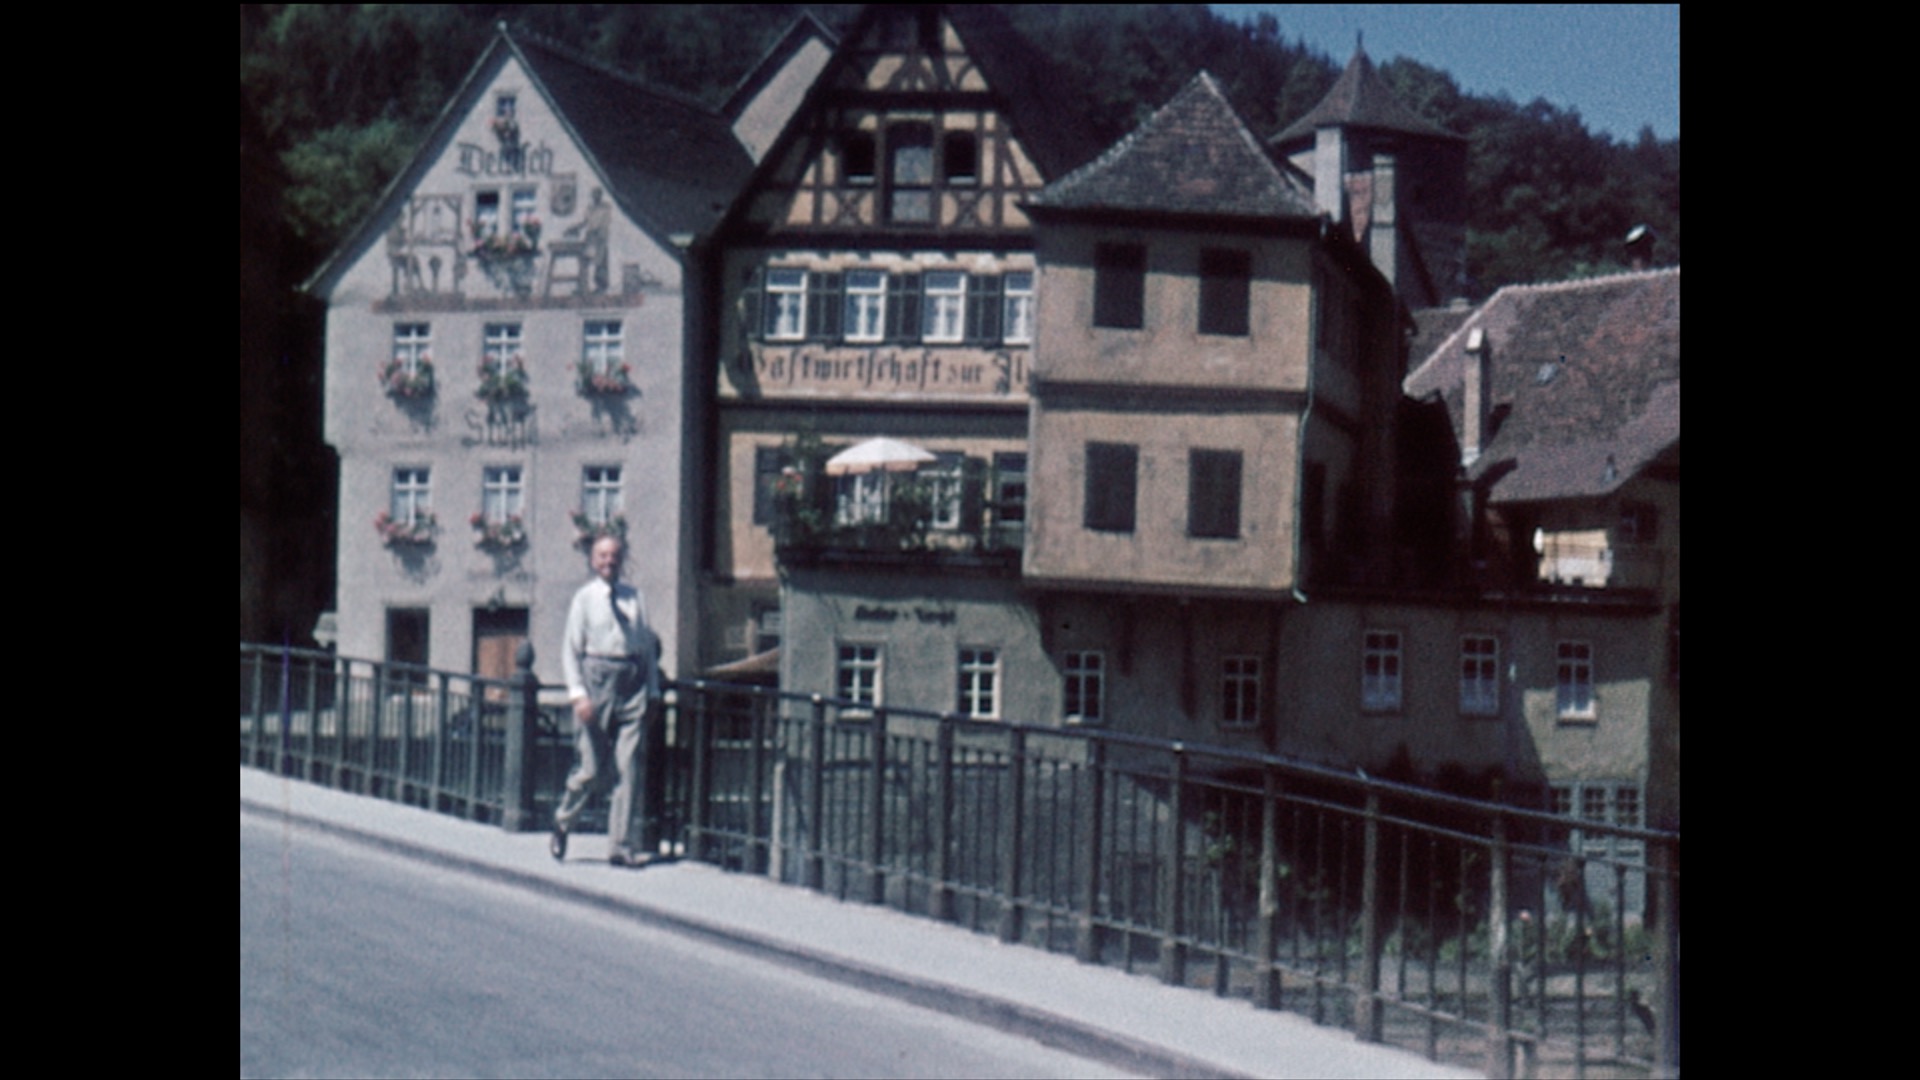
left=554, top=656, right=653, bottom=855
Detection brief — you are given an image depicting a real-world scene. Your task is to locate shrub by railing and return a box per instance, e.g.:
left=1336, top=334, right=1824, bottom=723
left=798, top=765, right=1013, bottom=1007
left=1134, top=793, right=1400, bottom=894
left=240, top=643, right=1678, bottom=1078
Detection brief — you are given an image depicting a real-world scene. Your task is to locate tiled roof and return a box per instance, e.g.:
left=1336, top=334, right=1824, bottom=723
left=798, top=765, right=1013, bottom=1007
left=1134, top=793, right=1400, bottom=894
left=1271, top=48, right=1461, bottom=146
left=1030, top=72, right=1318, bottom=221
left=1404, top=267, right=1680, bottom=503
left=513, top=34, right=753, bottom=239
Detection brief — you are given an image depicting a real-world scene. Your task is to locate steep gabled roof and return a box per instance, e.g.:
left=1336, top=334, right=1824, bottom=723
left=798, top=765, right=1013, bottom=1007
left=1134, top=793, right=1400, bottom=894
left=941, top=4, right=1103, bottom=180
left=1029, top=72, right=1318, bottom=222
left=721, top=11, right=841, bottom=121
left=1405, top=267, right=1681, bottom=503
left=304, top=25, right=752, bottom=295
left=511, top=34, right=752, bottom=240
left=1271, top=47, right=1461, bottom=146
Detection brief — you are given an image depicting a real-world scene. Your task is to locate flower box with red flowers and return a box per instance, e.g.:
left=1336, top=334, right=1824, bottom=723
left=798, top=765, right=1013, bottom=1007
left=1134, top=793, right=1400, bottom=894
left=379, top=356, right=435, bottom=399
left=575, top=359, right=633, bottom=396
left=470, top=512, right=528, bottom=550
left=373, top=510, right=437, bottom=547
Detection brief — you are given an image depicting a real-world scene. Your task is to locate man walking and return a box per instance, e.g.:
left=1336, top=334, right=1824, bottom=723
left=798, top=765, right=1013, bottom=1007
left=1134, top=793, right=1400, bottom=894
left=552, top=535, right=661, bottom=866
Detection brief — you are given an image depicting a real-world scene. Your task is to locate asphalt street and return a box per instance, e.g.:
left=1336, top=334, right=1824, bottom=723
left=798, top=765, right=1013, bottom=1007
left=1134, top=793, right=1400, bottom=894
left=241, top=814, right=1133, bottom=1078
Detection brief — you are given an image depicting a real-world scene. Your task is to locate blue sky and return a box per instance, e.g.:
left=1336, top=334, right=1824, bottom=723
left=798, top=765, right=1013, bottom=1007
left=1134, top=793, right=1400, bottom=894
left=1209, top=5, right=1679, bottom=141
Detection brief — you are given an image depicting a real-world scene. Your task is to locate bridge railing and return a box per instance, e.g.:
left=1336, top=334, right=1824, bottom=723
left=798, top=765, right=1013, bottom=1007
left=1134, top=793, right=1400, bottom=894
left=241, top=642, right=1678, bottom=1078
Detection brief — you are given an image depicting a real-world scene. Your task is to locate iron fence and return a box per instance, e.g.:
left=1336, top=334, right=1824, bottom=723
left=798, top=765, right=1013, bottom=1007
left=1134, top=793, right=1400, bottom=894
left=241, top=643, right=1678, bottom=1078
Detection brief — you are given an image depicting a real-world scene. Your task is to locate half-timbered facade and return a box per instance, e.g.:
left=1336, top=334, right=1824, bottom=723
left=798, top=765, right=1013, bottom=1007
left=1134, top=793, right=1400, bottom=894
left=702, top=5, right=1097, bottom=672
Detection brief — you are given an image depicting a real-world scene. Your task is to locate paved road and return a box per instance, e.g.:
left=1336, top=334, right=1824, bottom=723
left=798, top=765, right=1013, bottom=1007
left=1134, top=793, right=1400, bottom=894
left=240, top=812, right=1135, bottom=1079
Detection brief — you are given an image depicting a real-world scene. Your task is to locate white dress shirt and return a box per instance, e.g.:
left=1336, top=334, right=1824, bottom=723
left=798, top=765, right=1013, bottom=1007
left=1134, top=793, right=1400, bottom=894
left=561, top=578, right=656, bottom=701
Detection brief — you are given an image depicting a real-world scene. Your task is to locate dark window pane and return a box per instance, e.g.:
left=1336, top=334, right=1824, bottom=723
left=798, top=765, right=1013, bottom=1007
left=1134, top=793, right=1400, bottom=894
left=1199, top=249, right=1251, bottom=336
left=1094, top=243, right=1145, bottom=329
left=1084, top=442, right=1138, bottom=532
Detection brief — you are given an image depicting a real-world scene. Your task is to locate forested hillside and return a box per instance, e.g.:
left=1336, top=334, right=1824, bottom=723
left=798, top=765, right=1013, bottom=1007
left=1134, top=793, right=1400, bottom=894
left=240, top=3, right=1678, bottom=298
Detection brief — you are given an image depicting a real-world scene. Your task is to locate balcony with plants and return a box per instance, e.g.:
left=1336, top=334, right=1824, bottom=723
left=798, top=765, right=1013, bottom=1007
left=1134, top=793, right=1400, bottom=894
left=770, top=437, right=1023, bottom=568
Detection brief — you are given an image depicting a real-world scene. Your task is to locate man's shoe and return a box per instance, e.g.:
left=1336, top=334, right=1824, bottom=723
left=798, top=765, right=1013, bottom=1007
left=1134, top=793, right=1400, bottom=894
left=609, top=849, right=651, bottom=869
left=549, top=827, right=568, bottom=861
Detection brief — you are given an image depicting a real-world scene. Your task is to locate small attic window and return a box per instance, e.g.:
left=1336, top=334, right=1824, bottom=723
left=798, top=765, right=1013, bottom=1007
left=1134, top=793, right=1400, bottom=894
left=843, top=133, right=876, bottom=185
left=495, top=94, right=517, bottom=120
left=943, top=132, right=978, bottom=185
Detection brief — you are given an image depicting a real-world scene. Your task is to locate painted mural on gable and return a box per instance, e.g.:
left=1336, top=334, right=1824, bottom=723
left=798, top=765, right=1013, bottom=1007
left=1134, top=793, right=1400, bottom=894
left=372, top=68, right=663, bottom=313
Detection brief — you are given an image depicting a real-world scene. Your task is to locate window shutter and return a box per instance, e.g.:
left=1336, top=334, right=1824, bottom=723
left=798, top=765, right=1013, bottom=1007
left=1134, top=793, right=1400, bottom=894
left=960, top=456, right=986, bottom=535
left=809, top=272, right=842, bottom=340
left=966, top=274, right=1002, bottom=344
left=888, top=273, right=921, bottom=342
left=740, top=266, right=763, bottom=343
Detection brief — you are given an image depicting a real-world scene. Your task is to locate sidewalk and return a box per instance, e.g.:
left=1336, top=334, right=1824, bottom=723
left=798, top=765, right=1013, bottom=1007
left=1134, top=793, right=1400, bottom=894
left=240, top=767, right=1479, bottom=1080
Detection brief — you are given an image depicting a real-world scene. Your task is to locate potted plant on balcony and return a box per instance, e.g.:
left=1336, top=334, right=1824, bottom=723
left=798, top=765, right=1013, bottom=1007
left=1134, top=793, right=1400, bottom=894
left=575, top=358, right=633, bottom=396
left=476, top=356, right=529, bottom=403
left=571, top=509, right=628, bottom=548
left=468, top=217, right=541, bottom=294
left=470, top=512, right=528, bottom=550
left=379, top=356, right=435, bottom=399
left=373, top=510, right=436, bottom=547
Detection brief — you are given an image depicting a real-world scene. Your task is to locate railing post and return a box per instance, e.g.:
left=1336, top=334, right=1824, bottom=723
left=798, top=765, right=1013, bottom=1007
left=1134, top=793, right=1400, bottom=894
left=867, top=707, right=889, bottom=904
left=805, top=695, right=826, bottom=892
left=998, top=724, right=1026, bottom=943
left=749, top=692, right=769, bottom=874
left=500, top=643, right=538, bottom=832
left=464, top=664, right=485, bottom=819
left=1652, top=835, right=1681, bottom=1079
left=277, top=644, right=294, bottom=777
left=247, top=648, right=266, bottom=768
left=1255, top=765, right=1283, bottom=1008
left=1075, top=738, right=1107, bottom=963
left=687, top=683, right=713, bottom=862
left=1355, top=787, right=1385, bottom=1042
left=1487, top=802, right=1514, bottom=1080
left=1160, top=743, right=1188, bottom=986
left=931, top=712, right=956, bottom=922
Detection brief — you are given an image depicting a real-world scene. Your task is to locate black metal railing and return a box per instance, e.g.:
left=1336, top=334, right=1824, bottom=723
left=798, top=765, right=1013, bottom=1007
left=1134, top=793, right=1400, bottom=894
left=241, top=643, right=1679, bottom=1078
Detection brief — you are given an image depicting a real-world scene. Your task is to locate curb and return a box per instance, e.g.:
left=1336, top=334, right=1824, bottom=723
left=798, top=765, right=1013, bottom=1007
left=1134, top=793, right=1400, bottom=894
left=241, top=796, right=1254, bottom=1080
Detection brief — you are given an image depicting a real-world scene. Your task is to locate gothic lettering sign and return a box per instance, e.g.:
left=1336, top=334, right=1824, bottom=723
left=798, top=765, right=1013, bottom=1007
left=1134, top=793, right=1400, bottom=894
left=455, top=141, right=557, bottom=179
left=740, top=347, right=1029, bottom=401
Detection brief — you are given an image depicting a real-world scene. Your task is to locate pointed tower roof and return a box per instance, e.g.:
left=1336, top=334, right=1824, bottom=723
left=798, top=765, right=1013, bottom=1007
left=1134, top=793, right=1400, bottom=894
left=1029, top=72, right=1317, bottom=222
left=1272, top=47, right=1460, bottom=146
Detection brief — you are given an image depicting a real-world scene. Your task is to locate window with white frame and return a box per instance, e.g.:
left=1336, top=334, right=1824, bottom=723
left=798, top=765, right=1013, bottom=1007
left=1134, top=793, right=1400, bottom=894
left=393, top=323, right=431, bottom=374
left=922, top=271, right=967, bottom=343
left=1556, top=641, right=1595, bottom=719
left=957, top=647, right=1000, bottom=719
left=843, top=270, right=888, bottom=343
left=482, top=466, right=524, bottom=525
left=391, top=467, right=431, bottom=525
left=1362, top=630, right=1403, bottom=712
left=582, top=319, right=623, bottom=375
left=474, top=190, right=501, bottom=238
left=765, top=268, right=807, bottom=341
left=834, top=471, right=888, bottom=526
left=1580, top=787, right=1608, bottom=822
left=837, top=643, right=882, bottom=707
left=1063, top=651, right=1104, bottom=723
left=1613, top=786, right=1640, bottom=828
left=483, top=323, right=523, bottom=375
left=1222, top=656, right=1261, bottom=727
left=925, top=452, right=965, bottom=530
left=1460, top=635, right=1500, bottom=716
left=1002, top=271, right=1034, bottom=345
left=581, top=466, right=622, bottom=525
left=510, top=187, right=537, bottom=232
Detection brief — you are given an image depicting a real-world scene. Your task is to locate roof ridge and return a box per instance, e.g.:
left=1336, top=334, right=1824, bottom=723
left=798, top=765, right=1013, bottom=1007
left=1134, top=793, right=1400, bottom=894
left=509, top=26, right=721, bottom=115
left=1493, top=264, right=1681, bottom=296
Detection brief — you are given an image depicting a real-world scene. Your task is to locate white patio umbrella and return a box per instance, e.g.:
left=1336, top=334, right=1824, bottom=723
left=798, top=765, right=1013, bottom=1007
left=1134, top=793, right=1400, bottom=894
left=824, top=436, right=937, bottom=476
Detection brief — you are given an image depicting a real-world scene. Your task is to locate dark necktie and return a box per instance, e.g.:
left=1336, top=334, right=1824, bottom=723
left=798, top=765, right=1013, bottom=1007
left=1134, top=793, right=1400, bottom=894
left=610, top=586, right=631, bottom=632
